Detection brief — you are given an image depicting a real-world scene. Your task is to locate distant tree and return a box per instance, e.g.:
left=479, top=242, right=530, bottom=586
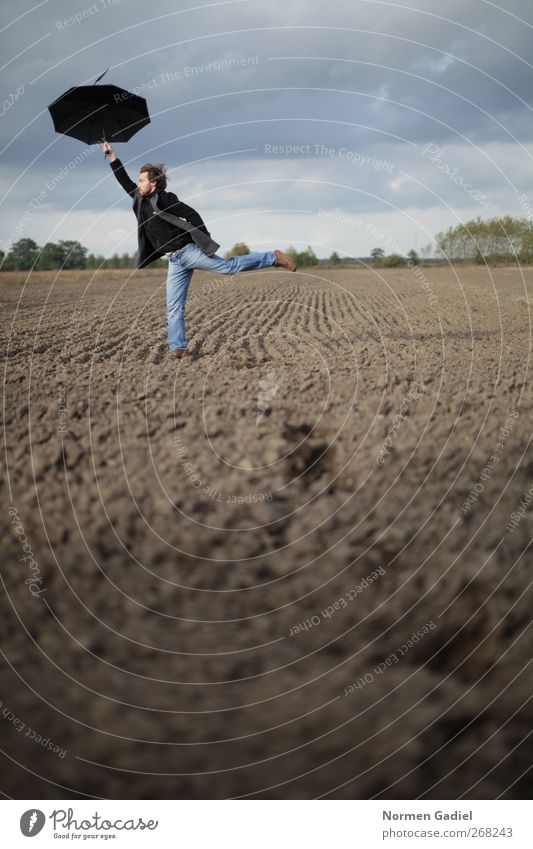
left=0, top=249, right=5, bottom=268
left=87, top=253, right=105, bottom=269
left=286, top=246, right=298, bottom=264
left=286, top=245, right=318, bottom=268
left=224, top=242, right=250, bottom=258
left=37, top=242, right=65, bottom=270
left=329, top=251, right=341, bottom=265
left=520, top=224, right=533, bottom=263
left=370, top=247, right=385, bottom=262
left=5, top=238, right=40, bottom=270
left=380, top=253, right=407, bottom=268
left=57, top=240, right=87, bottom=269
left=298, top=245, right=318, bottom=267
left=37, top=240, right=88, bottom=269
left=406, top=249, right=420, bottom=265
left=420, top=242, right=433, bottom=259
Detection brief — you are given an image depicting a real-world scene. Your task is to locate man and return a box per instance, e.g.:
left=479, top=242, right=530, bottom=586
left=102, top=142, right=296, bottom=359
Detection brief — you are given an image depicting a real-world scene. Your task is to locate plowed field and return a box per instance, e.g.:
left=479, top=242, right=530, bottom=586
left=1, top=264, right=532, bottom=799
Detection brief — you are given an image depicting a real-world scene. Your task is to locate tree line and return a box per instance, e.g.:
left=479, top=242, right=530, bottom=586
left=0, top=238, right=167, bottom=271
left=435, top=216, right=533, bottom=264
left=2, top=216, right=533, bottom=271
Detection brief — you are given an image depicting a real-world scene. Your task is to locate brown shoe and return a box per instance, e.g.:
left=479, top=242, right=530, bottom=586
left=274, top=249, right=296, bottom=272
left=170, top=348, right=188, bottom=359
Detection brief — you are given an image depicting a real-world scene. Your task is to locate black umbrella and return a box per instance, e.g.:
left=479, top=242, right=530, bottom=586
left=48, top=69, right=150, bottom=146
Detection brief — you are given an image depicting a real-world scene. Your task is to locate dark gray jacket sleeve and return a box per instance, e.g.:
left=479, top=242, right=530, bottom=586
left=109, top=158, right=137, bottom=198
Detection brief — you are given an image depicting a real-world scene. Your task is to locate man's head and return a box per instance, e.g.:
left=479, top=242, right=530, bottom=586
left=138, top=163, right=167, bottom=196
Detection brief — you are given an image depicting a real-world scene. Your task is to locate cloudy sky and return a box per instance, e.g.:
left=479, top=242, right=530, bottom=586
left=1, top=0, right=533, bottom=259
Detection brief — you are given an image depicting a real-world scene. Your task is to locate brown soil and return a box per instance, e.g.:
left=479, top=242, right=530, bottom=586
left=1, top=265, right=532, bottom=799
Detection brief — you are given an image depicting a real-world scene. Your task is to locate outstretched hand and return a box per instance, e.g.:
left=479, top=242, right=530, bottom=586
left=102, top=140, right=116, bottom=161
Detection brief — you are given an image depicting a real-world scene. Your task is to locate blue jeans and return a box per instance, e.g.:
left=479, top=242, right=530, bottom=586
left=166, top=242, right=277, bottom=351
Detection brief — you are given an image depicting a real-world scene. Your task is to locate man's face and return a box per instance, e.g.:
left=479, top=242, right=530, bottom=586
left=138, top=171, right=157, bottom=197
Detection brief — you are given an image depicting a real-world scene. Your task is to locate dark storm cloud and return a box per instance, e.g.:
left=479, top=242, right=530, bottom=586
left=1, top=0, right=532, bottom=255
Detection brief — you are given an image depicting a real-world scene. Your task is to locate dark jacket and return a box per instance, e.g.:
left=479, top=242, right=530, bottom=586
left=109, top=158, right=218, bottom=268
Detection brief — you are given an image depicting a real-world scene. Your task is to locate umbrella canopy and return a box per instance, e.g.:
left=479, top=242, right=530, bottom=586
left=48, top=80, right=150, bottom=145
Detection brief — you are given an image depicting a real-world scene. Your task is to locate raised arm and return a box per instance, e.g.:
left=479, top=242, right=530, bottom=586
left=103, top=141, right=137, bottom=198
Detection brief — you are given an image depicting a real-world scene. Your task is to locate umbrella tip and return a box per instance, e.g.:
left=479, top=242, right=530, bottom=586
left=93, top=68, right=110, bottom=85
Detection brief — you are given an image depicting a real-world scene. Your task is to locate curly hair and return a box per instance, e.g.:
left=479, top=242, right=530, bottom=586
left=139, top=163, right=168, bottom=191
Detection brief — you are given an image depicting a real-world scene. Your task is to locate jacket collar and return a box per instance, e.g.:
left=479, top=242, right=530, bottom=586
left=134, top=188, right=162, bottom=209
